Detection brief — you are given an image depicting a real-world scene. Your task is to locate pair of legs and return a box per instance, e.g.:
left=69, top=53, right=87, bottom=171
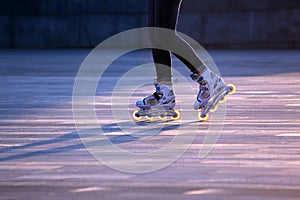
left=136, top=0, right=227, bottom=112
left=148, top=0, right=206, bottom=84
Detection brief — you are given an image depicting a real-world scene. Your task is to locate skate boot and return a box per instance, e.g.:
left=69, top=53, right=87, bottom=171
left=191, top=68, right=235, bottom=121
left=133, top=81, right=180, bottom=121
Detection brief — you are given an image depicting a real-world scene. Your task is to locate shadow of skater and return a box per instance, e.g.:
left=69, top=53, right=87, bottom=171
left=0, top=121, right=184, bottom=162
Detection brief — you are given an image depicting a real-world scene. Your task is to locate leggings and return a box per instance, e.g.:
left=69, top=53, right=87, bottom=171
left=148, top=0, right=205, bottom=83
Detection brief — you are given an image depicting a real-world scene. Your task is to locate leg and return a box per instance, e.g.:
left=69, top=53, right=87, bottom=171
left=148, top=0, right=180, bottom=84
left=149, top=0, right=206, bottom=79
left=134, top=0, right=178, bottom=113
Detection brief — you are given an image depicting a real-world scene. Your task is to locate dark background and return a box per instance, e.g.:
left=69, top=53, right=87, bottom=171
left=1, top=0, right=299, bottom=49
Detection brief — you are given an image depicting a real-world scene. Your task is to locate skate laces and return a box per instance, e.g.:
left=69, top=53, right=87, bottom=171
left=197, top=84, right=210, bottom=102
left=143, top=90, right=163, bottom=106
left=143, top=95, right=157, bottom=106
left=142, top=80, right=175, bottom=106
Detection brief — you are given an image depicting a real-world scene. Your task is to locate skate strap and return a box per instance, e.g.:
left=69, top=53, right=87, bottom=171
left=190, top=73, right=203, bottom=83
left=153, top=92, right=161, bottom=100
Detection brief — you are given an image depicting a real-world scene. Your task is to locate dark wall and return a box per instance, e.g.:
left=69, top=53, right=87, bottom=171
left=1, top=0, right=300, bottom=49
left=178, top=0, right=300, bottom=49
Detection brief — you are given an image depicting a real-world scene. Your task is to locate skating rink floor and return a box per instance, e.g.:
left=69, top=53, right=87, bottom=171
left=1, top=49, right=300, bottom=200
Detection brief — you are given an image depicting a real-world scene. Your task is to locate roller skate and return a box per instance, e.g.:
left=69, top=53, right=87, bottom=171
left=133, top=80, right=180, bottom=121
left=191, top=69, right=236, bottom=121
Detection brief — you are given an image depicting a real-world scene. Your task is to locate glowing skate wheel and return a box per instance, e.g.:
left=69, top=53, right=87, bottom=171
left=158, top=114, right=168, bottom=121
left=219, top=95, right=227, bottom=103
left=171, top=110, right=181, bottom=120
left=132, top=110, right=143, bottom=121
left=198, top=112, right=209, bottom=121
left=210, top=104, right=218, bottom=112
left=227, top=84, right=236, bottom=95
left=145, top=116, right=154, bottom=121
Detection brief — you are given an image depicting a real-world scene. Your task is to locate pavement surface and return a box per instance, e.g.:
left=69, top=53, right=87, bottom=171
left=0, top=49, right=300, bottom=200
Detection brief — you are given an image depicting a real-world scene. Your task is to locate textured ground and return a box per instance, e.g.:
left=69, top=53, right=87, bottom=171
left=0, top=49, right=300, bottom=200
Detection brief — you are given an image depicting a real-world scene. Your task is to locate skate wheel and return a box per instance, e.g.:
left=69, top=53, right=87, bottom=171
left=158, top=114, right=168, bottom=121
left=198, top=112, right=209, bottom=121
left=171, top=110, right=181, bottom=120
left=227, top=84, right=236, bottom=95
left=210, top=104, right=218, bottom=112
left=145, top=116, right=154, bottom=121
left=132, top=110, right=143, bottom=121
left=219, top=95, right=227, bottom=103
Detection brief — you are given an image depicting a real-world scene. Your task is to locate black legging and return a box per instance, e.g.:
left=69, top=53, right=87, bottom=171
left=148, top=0, right=205, bottom=83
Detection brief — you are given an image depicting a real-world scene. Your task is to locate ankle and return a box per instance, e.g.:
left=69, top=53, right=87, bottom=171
left=155, top=79, right=172, bottom=87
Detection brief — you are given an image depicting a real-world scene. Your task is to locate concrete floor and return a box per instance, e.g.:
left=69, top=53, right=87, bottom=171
left=0, top=49, right=300, bottom=200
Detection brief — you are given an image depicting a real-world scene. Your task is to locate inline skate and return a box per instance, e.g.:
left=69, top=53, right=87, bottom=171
left=133, top=81, right=180, bottom=121
left=191, top=69, right=236, bottom=121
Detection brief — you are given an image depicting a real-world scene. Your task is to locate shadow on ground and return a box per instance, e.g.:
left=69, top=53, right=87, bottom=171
left=0, top=121, right=183, bottom=162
